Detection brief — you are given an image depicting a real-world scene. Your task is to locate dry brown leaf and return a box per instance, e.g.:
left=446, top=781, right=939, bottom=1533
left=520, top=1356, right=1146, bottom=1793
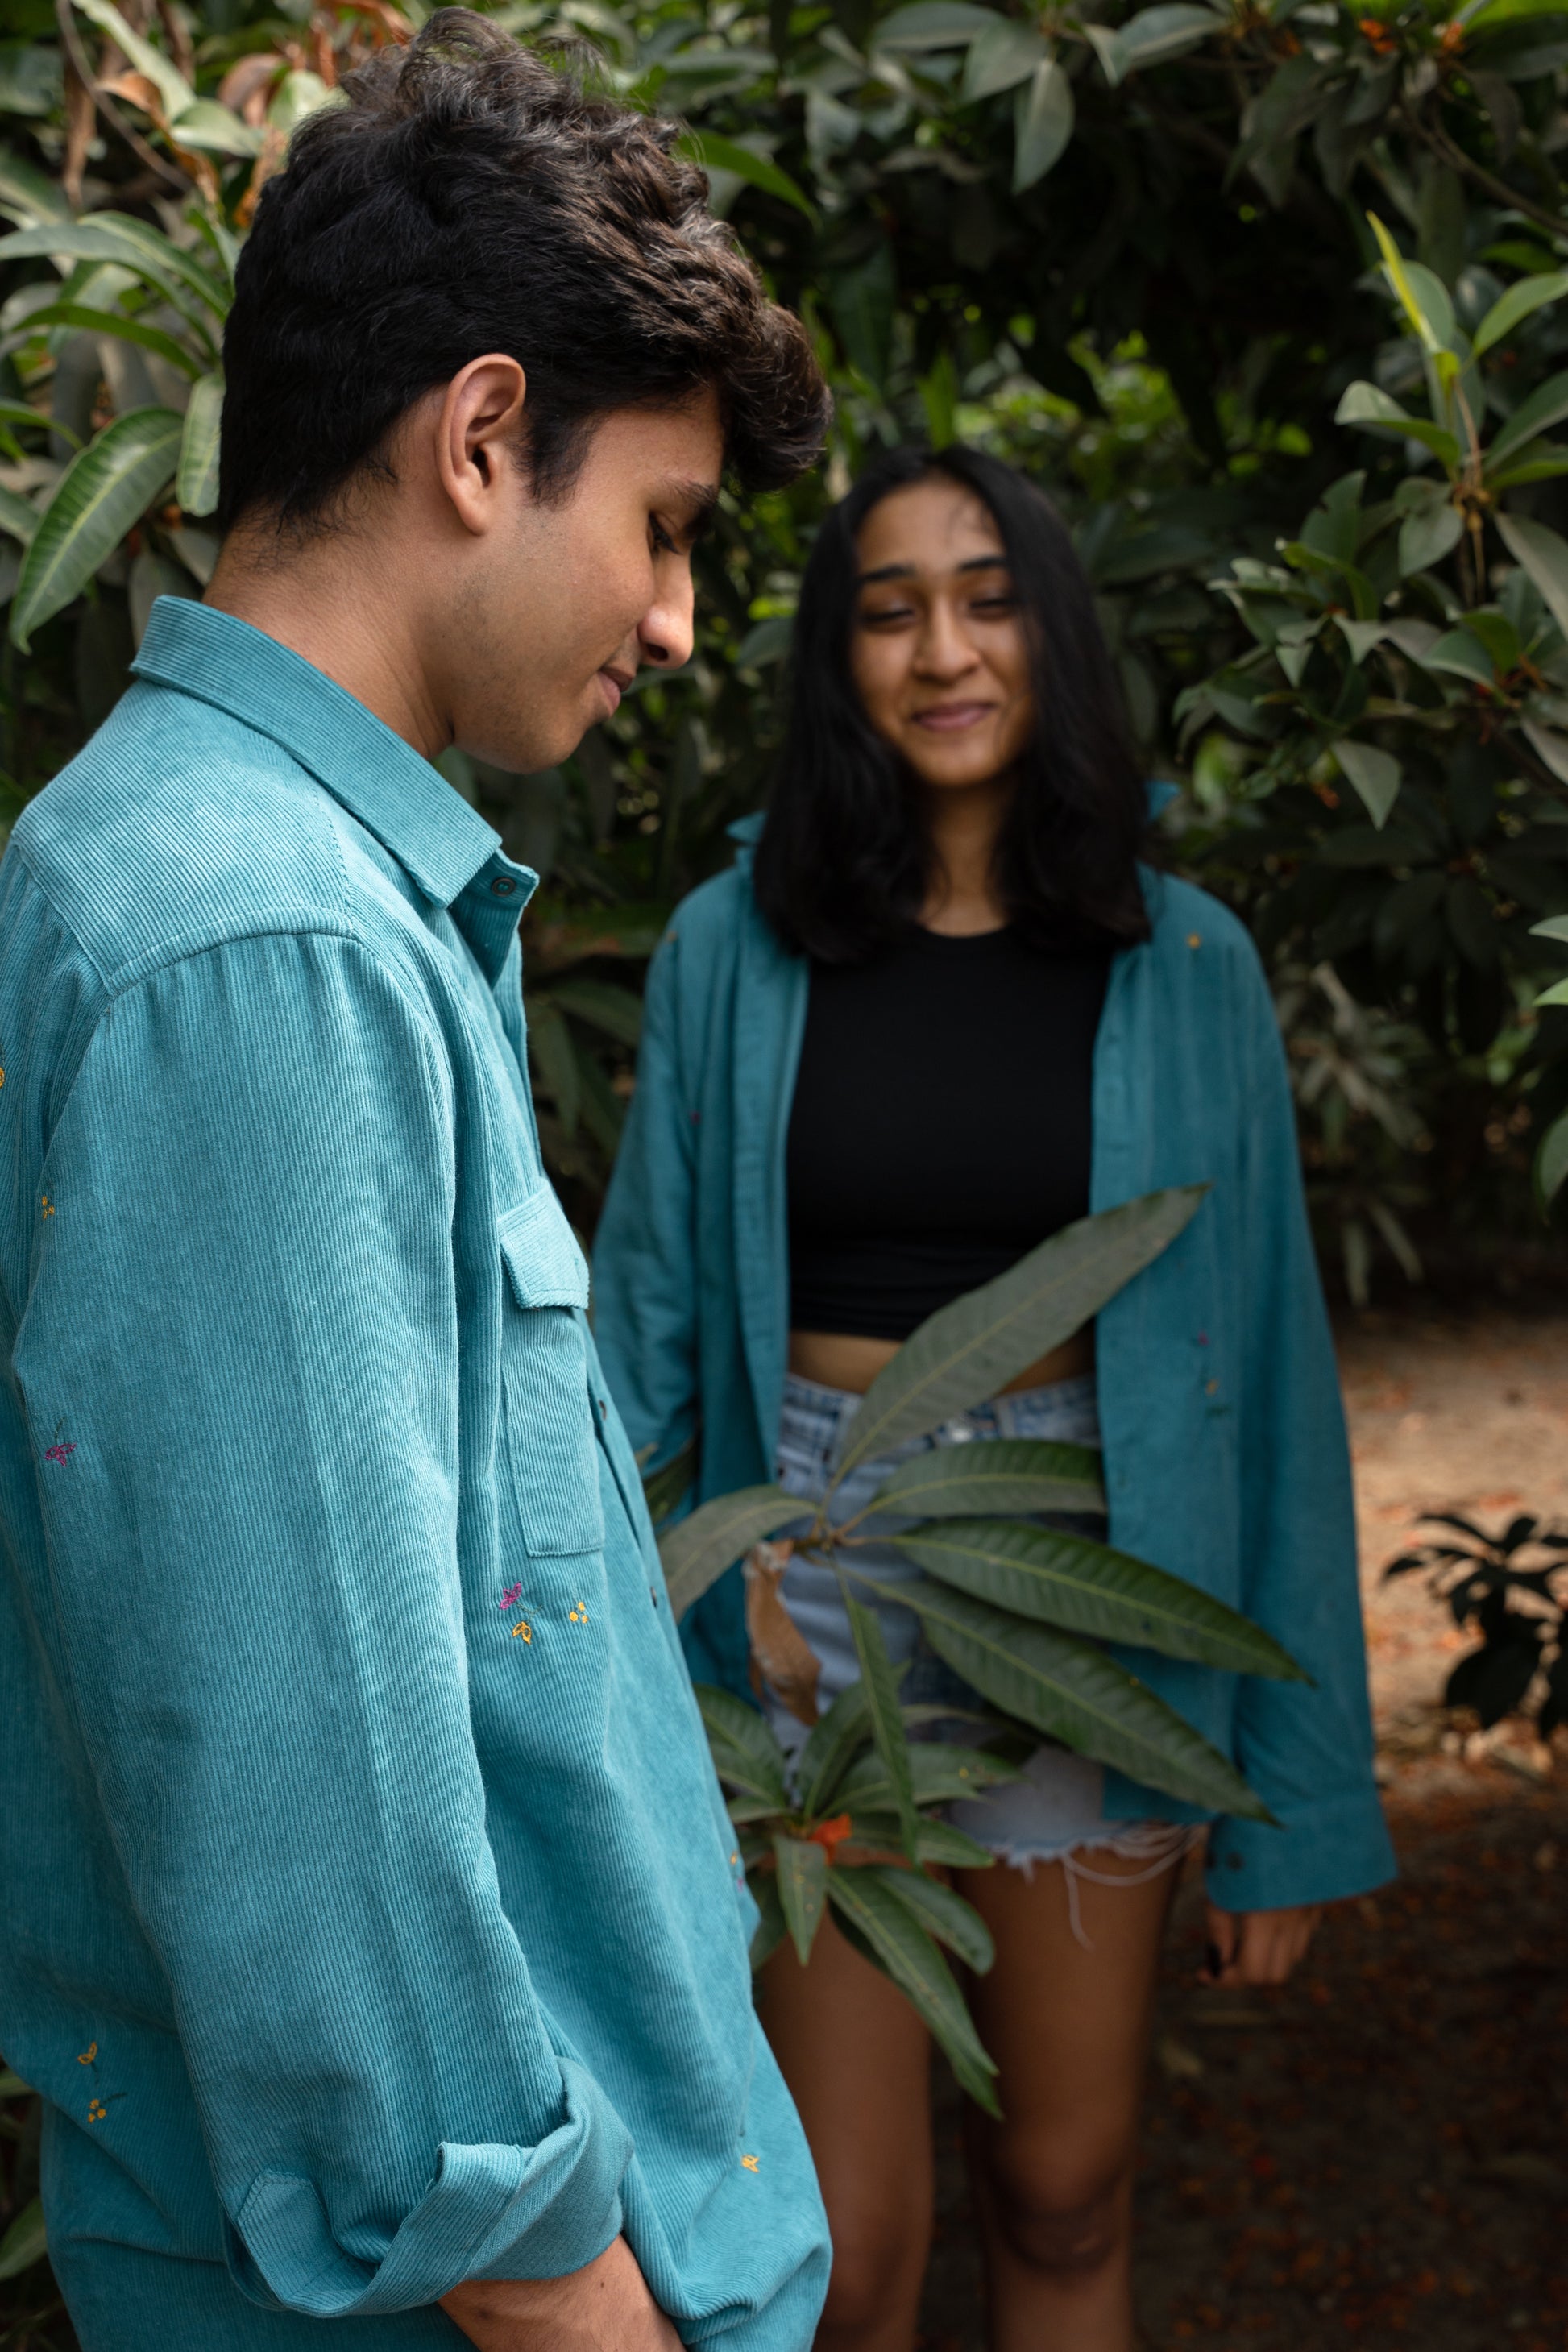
left=744, top=1539, right=820, bottom=1727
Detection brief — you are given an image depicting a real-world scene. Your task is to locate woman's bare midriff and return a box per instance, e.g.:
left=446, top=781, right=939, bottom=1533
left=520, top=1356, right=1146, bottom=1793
left=787, top=1325, right=1094, bottom=1399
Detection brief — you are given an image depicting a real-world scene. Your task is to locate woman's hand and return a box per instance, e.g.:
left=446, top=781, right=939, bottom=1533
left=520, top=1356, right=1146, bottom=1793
left=1201, top=1902, right=1321, bottom=1988
left=441, top=2235, right=682, bottom=2352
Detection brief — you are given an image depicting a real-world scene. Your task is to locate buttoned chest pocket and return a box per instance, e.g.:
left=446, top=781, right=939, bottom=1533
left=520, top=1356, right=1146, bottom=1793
left=498, top=1188, right=605, bottom=1560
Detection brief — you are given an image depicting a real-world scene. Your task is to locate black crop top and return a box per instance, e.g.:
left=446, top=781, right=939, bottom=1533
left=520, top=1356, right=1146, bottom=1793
left=786, top=925, right=1111, bottom=1342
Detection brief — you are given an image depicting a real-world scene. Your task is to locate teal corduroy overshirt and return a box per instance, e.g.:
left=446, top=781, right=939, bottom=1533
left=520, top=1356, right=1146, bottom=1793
left=591, top=827, right=1396, bottom=1919
left=0, top=601, right=828, bottom=2351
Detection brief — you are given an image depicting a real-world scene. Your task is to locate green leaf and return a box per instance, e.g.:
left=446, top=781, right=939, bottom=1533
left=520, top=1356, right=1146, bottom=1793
left=660, top=1484, right=805, bottom=1620
left=865, top=1865, right=995, bottom=1973
left=0, top=2195, right=45, bottom=2282
left=825, top=1867, right=1001, bottom=2114
left=1487, top=371, right=1568, bottom=468
left=21, top=302, right=201, bottom=380
left=675, top=131, right=817, bottom=222
left=846, top=1810, right=1000, bottom=1869
left=1333, top=380, right=1461, bottom=466
left=1334, top=740, right=1403, bottom=828
left=749, top=1871, right=786, bottom=1970
left=640, top=1432, right=696, bottom=1528
left=875, top=1575, right=1275, bottom=1819
left=865, top=1437, right=1105, bottom=1520
left=1012, top=56, right=1073, bottom=192
left=528, top=997, right=580, bottom=1139
left=550, top=976, right=643, bottom=1047
left=0, top=218, right=226, bottom=351
left=1496, top=512, right=1568, bottom=649
left=11, top=406, right=182, bottom=652
left=0, top=142, right=73, bottom=227
left=168, top=99, right=266, bottom=158
left=176, top=371, right=222, bottom=518
left=0, top=484, right=37, bottom=545
left=833, top=1188, right=1207, bottom=1480
left=1524, top=721, right=1568, bottom=785
left=1536, top=1105, right=1568, bottom=1205
left=872, top=1, right=1001, bottom=48
left=695, top=1682, right=793, bottom=1811
left=1105, top=1, right=1219, bottom=80
left=962, top=16, right=1046, bottom=97
left=1471, top=268, right=1568, bottom=357
left=797, top=1678, right=871, bottom=1817
left=1399, top=499, right=1463, bottom=576
left=842, top=1585, right=919, bottom=1861
left=1424, top=628, right=1495, bottom=683
left=773, top=1831, right=829, bottom=1963
left=74, top=0, right=193, bottom=119
left=836, top=1740, right=1019, bottom=1812
left=891, top=1519, right=1307, bottom=1678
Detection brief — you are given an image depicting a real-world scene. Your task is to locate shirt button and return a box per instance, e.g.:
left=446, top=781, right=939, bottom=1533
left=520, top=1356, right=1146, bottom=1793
left=490, top=874, right=516, bottom=897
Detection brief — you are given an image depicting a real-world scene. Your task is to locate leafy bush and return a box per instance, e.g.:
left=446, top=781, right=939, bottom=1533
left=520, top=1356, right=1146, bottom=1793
left=1386, top=1509, right=1568, bottom=1736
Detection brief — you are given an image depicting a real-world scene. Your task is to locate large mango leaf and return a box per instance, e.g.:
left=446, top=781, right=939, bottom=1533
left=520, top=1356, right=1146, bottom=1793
left=827, top=1866, right=1001, bottom=2114
left=890, top=1518, right=1308, bottom=1678
left=832, top=1186, right=1208, bottom=1480
left=659, top=1483, right=804, bottom=1619
left=834, top=1740, right=1018, bottom=1813
left=772, top=1831, right=829, bottom=1963
left=796, top=1679, right=871, bottom=1817
left=866, top=1865, right=995, bottom=1973
left=11, top=406, right=182, bottom=649
left=866, top=1436, right=1105, bottom=1520
left=694, top=1682, right=792, bottom=1811
left=841, top=1587, right=918, bottom=1860
left=865, top=1574, right=1272, bottom=1819
left=177, top=371, right=223, bottom=517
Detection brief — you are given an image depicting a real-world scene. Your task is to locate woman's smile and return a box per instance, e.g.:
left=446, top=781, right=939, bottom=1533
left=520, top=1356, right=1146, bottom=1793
left=911, top=699, right=997, bottom=731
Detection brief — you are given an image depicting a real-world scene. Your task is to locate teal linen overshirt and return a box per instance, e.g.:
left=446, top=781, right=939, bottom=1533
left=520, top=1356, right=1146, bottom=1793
left=591, top=832, right=1396, bottom=1919
left=0, top=601, right=828, bottom=2350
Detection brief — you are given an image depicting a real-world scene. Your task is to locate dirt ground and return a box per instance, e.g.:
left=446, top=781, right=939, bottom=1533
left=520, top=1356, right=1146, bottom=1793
left=919, top=1309, right=1568, bottom=2351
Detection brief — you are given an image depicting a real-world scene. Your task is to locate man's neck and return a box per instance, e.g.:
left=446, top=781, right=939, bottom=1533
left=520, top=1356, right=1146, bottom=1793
left=205, top=533, right=450, bottom=763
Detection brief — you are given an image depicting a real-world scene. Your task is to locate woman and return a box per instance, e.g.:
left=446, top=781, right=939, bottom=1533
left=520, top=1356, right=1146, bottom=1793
left=591, top=444, right=1393, bottom=2352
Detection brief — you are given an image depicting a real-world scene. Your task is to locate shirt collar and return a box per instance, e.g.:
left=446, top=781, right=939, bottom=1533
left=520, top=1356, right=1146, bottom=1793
left=133, top=597, right=532, bottom=913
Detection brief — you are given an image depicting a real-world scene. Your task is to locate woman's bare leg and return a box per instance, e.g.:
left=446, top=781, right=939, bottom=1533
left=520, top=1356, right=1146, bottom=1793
left=756, top=1911, right=934, bottom=2352
left=956, top=1849, right=1181, bottom=2352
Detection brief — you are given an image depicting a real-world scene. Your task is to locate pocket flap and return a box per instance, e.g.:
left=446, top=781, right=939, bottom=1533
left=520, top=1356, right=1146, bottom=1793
left=498, top=1186, right=591, bottom=1313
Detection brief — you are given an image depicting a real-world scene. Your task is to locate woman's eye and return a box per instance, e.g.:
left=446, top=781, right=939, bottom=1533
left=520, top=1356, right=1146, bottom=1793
left=972, top=592, right=1018, bottom=614
left=860, top=602, right=914, bottom=627
left=650, top=520, right=677, bottom=555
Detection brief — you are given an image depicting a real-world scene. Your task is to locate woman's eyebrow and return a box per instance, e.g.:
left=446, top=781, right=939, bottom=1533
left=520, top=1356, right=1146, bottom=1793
left=855, top=551, right=1010, bottom=587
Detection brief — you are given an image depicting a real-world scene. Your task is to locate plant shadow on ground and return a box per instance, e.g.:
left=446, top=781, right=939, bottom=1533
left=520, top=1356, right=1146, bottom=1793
left=919, top=1783, right=1567, bottom=2351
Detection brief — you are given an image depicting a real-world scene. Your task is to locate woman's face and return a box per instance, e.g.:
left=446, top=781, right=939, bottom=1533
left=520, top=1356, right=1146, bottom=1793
left=848, top=476, right=1035, bottom=793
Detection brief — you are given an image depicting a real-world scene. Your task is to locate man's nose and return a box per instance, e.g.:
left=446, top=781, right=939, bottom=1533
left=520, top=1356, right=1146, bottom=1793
left=637, top=572, right=696, bottom=671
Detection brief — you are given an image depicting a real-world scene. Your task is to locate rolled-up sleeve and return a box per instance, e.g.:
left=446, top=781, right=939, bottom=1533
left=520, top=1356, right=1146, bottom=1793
left=15, top=928, right=631, bottom=2313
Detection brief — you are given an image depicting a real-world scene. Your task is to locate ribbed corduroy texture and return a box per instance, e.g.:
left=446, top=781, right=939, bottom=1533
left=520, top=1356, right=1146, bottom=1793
left=591, top=824, right=1397, bottom=1918
left=0, top=600, right=829, bottom=2348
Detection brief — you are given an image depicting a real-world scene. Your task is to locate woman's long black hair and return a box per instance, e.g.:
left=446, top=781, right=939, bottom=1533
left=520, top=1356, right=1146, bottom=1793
left=751, top=443, right=1152, bottom=964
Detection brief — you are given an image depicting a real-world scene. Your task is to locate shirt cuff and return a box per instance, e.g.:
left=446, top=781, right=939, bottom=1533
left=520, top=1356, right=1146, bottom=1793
left=229, top=2058, right=632, bottom=2316
left=1205, top=1788, right=1396, bottom=1913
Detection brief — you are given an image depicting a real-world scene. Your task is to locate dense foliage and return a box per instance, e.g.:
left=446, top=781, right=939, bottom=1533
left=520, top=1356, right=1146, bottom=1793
left=9, top=0, right=1568, bottom=1292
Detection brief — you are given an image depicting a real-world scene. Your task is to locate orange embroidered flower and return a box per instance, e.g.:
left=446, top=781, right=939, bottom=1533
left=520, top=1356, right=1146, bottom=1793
left=77, top=2042, right=97, bottom=2065
left=808, top=1814, right=853, bottom=1860
left=88, top=2098, right=106, bottom=2122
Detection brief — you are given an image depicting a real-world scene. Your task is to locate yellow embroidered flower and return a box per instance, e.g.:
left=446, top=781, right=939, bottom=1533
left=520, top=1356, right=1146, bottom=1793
left=88, top=2097, right=106, bottom=2122
left=39, top=1195, right=55, bottom=1219
left=77, top=2042, right=97, bottom=2065
left=511, top=1619, right=533, bottom=1644
left=740, top=2154, right=759, bottom=2173
left=1186, top=933, right=1202, bottom=950
left=568, top=1603, right=588, bottom=1625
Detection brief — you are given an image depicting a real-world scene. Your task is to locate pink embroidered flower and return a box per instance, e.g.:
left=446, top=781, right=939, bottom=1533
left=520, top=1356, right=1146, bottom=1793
left=500, top=1583, right=524, bottom=1612
left=44, top=1441, right=75, bottom=1465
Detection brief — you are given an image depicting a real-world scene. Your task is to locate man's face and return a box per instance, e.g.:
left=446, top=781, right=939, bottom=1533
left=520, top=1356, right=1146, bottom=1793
left=447, top=388, right=723, bottom=775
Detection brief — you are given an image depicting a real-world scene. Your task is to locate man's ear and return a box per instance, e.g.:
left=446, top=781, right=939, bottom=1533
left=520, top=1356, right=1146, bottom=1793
left=434, top=355, right=528, bottom=537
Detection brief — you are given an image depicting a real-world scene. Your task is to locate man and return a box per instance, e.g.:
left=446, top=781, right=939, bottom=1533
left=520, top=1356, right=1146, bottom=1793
left=0, top=15, right=831, bottom=2347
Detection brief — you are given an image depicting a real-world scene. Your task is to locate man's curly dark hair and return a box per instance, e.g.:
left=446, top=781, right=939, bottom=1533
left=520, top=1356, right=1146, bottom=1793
left=218, top=8, right=830, bottom=533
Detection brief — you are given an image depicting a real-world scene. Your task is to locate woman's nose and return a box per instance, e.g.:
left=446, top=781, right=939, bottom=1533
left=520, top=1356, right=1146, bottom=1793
left=915, top=603, right=978, bottom=678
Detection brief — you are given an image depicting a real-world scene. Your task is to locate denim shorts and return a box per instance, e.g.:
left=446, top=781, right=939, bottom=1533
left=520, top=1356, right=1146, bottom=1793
left=768, top=1369, right=1197, bottom=1887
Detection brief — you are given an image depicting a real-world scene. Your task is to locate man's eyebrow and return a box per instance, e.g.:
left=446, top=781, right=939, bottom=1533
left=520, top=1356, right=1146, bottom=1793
left=665, top=479, right=720, bottom=541
left=855, top=552, right=1010, bottom=587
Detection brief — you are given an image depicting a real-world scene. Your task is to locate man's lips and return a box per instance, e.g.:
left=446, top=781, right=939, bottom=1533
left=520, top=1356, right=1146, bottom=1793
left=911, top=701, right=995, bottom=732
left=597, top=666, right=633, bottom=717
